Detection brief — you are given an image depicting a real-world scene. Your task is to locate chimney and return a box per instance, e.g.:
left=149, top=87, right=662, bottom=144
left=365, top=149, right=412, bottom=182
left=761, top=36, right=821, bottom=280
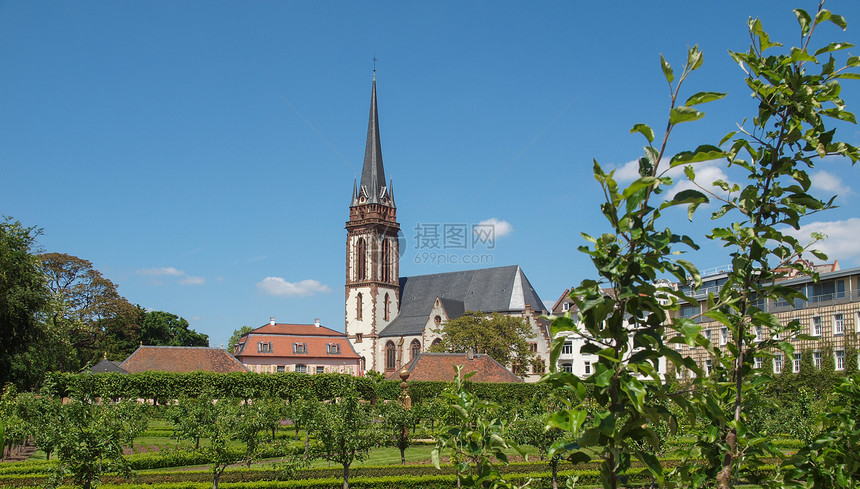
left=269, top=316, right=276, bottom=326
left=467, top=347, right=475, bottom=360
left=314, top=318, right=321, bottom=328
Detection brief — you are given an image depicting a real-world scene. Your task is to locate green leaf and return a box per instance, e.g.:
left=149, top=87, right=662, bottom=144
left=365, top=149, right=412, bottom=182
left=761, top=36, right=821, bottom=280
left=684, top=91, right=727, bottom=107
left=794, top=9, right=812, bottom=37
left=431, top=447, right=441, bottom=469
left=593, top=367, right=614, bottom=387
left=814, top=42, right=854, bottom=56
left=836, top=73, right=860, bottom=80
left=829, top=14, right=847, bottom=29
left=660, top=55, right=674, bottom=83
left=670, top=106, right=704, bottom=125
left=790, top=47, right=816, bottom=63
left=687, top=45, right=703, bottom=71
left=671, top=144, right=727, bottom=166
left=630, top=123, right=655, bottom=144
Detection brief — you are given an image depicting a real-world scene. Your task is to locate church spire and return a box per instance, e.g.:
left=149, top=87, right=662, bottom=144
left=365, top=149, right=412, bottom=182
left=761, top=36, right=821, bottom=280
left=356, top=77, right=390, bottom=206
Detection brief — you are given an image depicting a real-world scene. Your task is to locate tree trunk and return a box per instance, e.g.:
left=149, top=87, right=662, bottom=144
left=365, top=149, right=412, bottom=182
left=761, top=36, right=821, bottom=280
left=342, top=462, right=351, bottom=489
left=213, top=471, right=220, bottom=489
left=551, top=458, right=559, bottom=489
left=400, top=446, right=406, bottom=465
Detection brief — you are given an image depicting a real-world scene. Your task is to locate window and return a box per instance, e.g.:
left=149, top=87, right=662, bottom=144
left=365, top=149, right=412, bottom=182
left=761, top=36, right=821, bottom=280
left=411, top=339, right=421, bottom=359
left=316, top=366, right=325, bottom=374
left=277, top=365, right=285, bottom=373
left=257, top=342, right=272, bottom=353
left=704, top=330, right=712, bottom=342
left=326, top=343, right=341, bottom=354
left=356, top=293, right=363, bottom=320
left=357, top=238, right=367, bottom=280
left=431, top=338, right=442, bottom=348
left=562, top=341, right=573, bottom=355
left=434, top=315, right=442, bottom=325
left=359, top=356, right=366, bottom=372
left=562, top=302, right=570, bottom=312
left=834, top=313, right=845, bottom=335
left=382, top=238, right=392, bottom=282
left=529, top=343, right=538, bottom=353
left=293, top=343, right=307, bottom=354
left=720, top=327, right=728, bottom=346
left=773, top=354, right=783, bottom=374
left=295, top=365, right=307, bottom=374
left=355, top=333, right=363, bottom=343
left=584, top=361, right=591, bottom=375
left=793, top=353, right=802, bottom=373
left=384, top=293, right=390, bottom=321
left=705, top=359, right=713, bottom=375
left=385, top=341, right=396, bottom=371
left=561, top=362, right=573, bottom=373
left=836, top=350, right=845, bottom=371
left=755, top=326, right=763, bottom=342
left=531, top=357, right=545, bottom=375
left=814, top=351, right=823, bottom=369
left=680, top=303, right=699, bottom=319
left=754, top=357, right=763, bottom=369
left=812, top=316, right=822, bottom=336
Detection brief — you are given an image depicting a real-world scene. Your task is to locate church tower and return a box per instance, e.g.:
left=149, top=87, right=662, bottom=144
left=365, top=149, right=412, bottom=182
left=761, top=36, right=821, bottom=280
left=345, top=75, right=400, bottom=374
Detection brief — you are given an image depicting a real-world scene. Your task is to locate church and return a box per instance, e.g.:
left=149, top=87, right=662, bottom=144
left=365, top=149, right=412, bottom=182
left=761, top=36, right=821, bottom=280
left=345, top=76, right=551, bottom=382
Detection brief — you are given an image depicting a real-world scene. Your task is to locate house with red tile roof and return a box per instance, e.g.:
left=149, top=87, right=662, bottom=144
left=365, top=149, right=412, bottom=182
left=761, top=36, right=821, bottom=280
left=386, top=352, right=522, bottom=383
left=233, top=318, right=361, bottom=375
left=121, top=346, right=247, bottom=373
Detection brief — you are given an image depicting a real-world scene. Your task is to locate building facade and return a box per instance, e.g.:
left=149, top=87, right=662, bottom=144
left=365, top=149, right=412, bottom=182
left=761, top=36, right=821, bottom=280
left=233, top=318, right=361, bottom=375
left=344, top=77, right=550, bottom=381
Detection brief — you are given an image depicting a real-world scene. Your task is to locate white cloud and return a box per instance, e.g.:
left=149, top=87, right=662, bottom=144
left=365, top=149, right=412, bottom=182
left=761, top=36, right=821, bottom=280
left=138, top=267, right=185, bottom=276
left=179, top=276, right=206, bottom=286
left=811, top=170, right=851, bottom=197
left=782, top=218, right=860, bottom=264
left=476, top=218, right=514, bottom=238
left=256, top=277, right=332, bottom=297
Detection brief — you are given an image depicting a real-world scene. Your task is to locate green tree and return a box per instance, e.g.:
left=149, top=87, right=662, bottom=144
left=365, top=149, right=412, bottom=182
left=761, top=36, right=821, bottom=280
left=545, top=44, right=715, bottom=489
left=169, top=396, right=216, bottom=449
left=197, top=398, right=242, bottom=489
left=308, top=388, right=379, bottom=489
left=669, top=4, right=858, bottom=487
left=432, top=366, right=525, bottom=489
left=510, top=402, right=569, bottom=489
left=379, top=400, right=416, bottom=464
left=50, top=396, right=134, bottom=489
left=141, top=310, right=208, bottom=347
left=0, top=217, right=50, bottom=389
left=431, top=311, right=536, bottom=369
left=228, top=325, right=254, bottom=352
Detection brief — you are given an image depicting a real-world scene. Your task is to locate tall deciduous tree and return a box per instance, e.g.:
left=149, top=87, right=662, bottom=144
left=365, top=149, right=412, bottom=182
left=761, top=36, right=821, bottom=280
left=141, top=310, right=208, bottom=347
left=431, top=311, right=535, bottom=368
left=0, top=217, right=50, bottom=389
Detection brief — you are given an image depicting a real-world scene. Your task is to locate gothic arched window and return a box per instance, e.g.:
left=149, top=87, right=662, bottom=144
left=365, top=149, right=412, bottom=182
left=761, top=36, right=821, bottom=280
left=431, top=338, right=442, bottom=349
left=357, top=237, right=367, bottom=281
left=384, top=293, right=390, bottom=321
left=360, top=356, right=366, bottom=372
left=382, top=238, right=391, bottom=282
left=356, top=293, right=363, bottom=320
left=410, top=339, right=421, bottom=359
left=385, top=341, right=396, bottom=371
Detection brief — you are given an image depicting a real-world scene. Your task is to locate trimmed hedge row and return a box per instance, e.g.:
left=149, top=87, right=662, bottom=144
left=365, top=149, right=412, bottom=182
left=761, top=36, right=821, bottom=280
left=43, top=372, right=549, bottom=405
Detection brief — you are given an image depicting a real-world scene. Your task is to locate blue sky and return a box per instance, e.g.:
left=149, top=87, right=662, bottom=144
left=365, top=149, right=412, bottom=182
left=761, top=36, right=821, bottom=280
left=2, top=1, right=859, bottom=349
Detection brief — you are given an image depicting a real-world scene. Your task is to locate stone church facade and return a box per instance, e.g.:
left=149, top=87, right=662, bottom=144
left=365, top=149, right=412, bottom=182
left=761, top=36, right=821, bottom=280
left=344, top=77, right=550, bottom=382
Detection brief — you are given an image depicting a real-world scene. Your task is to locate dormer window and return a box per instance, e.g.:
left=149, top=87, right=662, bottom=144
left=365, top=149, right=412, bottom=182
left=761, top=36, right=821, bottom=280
left=326, top=343, right=341, bottom=354
left=562, top=302, right=570, bottom=312
left=257, top=342, right=272, bottom=353
left=293, top=343, right=307, bottom=354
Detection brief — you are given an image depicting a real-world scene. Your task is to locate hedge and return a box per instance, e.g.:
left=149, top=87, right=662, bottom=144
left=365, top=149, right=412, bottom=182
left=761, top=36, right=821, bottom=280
left=43, top=372, right=549, bottom=406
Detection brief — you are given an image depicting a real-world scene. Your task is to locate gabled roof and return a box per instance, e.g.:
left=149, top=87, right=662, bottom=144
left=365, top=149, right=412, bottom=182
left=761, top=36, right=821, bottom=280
left=380, top=265, right=544, bottom=337
left=89, top=358, right=128, bottom=374
left=352, top=77, right=392, bottom=207
left=387, top=352, right=523, bottom=383
left=235, top=333, right=360, bottom=359
left=120, top=346, right=248, bottom=373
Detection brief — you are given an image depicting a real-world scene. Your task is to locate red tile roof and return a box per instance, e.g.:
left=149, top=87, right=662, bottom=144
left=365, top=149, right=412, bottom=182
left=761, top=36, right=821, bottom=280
left=237, top=334, right=359, bottom=359
left=387, top=353, right=523, bottom=383
left=121, top=346, right=248, bottom=373
left=252, top=323, right=345, bottom=336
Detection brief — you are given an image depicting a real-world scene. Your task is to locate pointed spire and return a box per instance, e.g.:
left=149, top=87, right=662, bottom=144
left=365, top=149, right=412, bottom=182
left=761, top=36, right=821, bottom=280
left=357, top=77, right=391, bottom=206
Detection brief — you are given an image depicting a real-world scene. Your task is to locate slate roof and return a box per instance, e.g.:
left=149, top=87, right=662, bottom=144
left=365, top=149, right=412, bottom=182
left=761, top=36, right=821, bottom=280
left=380, top=265, right=544, bottom=337
left=352, top=77, right=392, bottom=207
left=387, top=352, right=523, bottom=383
left=89, top=358, right=128, bottom=374
left=120, top=346, right=248, bottom=373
